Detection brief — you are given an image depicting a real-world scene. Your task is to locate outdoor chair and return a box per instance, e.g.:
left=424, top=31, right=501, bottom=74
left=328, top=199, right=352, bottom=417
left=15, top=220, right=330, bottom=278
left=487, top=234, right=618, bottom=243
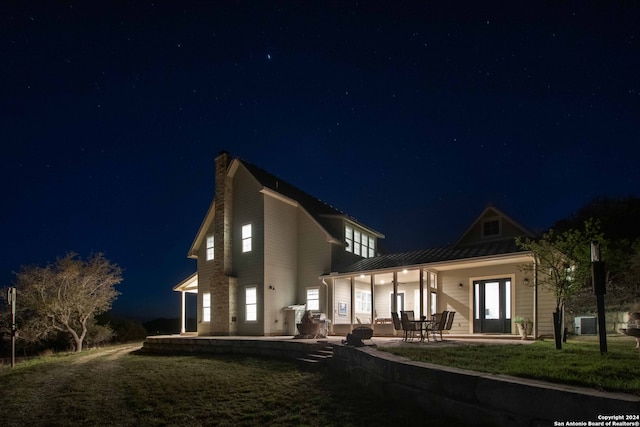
left=442, top=311, right=456, bottom=340
left=430, top=310, right=449, bottom=341
left=401, top=311, right=422, bottom=342
left=391, top=312, right=407, bottom=341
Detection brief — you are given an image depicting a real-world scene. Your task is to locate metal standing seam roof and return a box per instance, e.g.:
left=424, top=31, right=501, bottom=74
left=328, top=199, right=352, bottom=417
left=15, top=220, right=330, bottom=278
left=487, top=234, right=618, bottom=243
left=239, top=159, right=382, bottom=239
left=334, top=239, right=528, bottom=274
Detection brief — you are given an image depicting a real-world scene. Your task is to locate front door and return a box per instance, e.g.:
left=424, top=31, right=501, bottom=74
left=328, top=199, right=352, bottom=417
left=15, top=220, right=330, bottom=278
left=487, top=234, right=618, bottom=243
left=473, top=279, right=512, bottom=333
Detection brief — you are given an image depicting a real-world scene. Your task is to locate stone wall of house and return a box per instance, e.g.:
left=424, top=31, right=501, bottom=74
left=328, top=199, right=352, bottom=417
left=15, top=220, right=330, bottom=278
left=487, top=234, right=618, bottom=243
left=209, top=151, right=236, bottom=335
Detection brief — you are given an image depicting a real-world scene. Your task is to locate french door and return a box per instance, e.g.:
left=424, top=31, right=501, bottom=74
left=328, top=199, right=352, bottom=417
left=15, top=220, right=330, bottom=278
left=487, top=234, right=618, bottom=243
left=473, top=279, right=512, bottom=333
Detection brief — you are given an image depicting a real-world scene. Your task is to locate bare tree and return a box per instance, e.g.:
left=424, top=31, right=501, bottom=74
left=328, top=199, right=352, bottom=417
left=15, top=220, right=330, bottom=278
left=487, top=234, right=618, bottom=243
left=15, top=253, right=122, bottom=352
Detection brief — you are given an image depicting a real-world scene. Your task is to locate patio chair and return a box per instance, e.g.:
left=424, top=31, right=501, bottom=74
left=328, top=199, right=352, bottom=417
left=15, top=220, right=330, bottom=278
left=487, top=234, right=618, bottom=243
left=391, top=312, right=407, bottom=341
left=401, top=311, right=422, bottom=342
left=429, top=310, right=449, bottom=341
left=442, top=311, right=456, bottom=339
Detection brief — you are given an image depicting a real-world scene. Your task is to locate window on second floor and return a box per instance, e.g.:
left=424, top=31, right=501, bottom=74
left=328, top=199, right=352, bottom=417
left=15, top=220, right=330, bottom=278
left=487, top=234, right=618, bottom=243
left=242, top=223, right=252, bottom=252
left=345, top=225, right=375, bottom=258
left=482, top=218, right=501, bottom=238
left=206, top=235, right=214, bottom=261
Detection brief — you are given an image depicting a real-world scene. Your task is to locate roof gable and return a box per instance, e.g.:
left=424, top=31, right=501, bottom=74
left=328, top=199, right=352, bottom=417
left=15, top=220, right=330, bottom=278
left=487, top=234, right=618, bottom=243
left=333, top=205, right=534, bottom=275
left=188, top=155, right=384, bottom=259
left=452, top=205, right=534, bottom=248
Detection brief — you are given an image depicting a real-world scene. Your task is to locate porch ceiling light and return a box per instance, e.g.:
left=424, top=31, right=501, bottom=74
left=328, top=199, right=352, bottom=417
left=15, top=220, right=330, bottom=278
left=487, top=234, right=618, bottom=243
left=524, top=278, right=529, bottom=286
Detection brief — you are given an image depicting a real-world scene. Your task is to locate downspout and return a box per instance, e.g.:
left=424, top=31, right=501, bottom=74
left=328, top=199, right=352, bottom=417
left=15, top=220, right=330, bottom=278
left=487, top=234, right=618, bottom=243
left=322, top=278, right=330, bottom=333
left=370, top=275, right=375, bottom=330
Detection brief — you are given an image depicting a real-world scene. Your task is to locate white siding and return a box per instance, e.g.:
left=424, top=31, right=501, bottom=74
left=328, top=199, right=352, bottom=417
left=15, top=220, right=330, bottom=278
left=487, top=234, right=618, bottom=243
left=263, top=195, right=297, bottom=335
left=296, top=209, right=332, bottom=310
left=439, top=262, right=536, bottom=335
left=233, top=166, right=265, bottom=335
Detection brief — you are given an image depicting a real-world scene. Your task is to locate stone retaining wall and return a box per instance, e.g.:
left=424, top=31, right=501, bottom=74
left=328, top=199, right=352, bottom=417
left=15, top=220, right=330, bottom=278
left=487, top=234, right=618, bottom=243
left=142, top=336, right=327, bottom=360
left=332, top=345, right=639, bottom=427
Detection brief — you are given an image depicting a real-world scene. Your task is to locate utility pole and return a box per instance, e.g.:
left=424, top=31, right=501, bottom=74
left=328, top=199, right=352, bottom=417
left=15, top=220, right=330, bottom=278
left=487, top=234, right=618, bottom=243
left=591, top=242, right=607, bottom=354
left=7, top=287, right=17, bottom=367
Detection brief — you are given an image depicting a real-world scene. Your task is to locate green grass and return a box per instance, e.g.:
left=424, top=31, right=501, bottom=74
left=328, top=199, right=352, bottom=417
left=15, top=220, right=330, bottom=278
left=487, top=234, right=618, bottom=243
left=0, top=343, right=454, bottom=427
left=380, top=335, right=640, bottom=395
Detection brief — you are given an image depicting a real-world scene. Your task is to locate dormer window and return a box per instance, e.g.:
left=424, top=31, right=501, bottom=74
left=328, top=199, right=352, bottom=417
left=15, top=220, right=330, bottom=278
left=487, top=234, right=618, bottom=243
left=345, top=224, right=375, bottom=258
left=482, top=218, right=501, bottom=238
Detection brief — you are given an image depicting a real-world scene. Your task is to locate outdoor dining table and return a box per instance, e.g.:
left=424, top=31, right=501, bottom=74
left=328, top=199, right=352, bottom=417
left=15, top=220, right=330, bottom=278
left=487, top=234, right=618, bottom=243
left=410, top=318, right=437, bottom=342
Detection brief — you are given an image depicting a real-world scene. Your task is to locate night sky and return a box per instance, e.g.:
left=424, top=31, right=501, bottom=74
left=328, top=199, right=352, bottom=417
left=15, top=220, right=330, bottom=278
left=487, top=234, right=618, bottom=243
left=2, top=2, right=639, bottom=320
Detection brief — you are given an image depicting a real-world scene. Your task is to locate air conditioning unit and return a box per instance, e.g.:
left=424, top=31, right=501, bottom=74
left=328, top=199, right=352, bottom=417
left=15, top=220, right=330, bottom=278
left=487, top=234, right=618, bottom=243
left=574, top=316, right=597, bottom=335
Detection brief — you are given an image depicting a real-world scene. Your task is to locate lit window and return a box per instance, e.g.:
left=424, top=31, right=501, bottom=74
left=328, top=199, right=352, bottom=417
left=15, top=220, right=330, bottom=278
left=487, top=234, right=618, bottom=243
left=206, top=235, right=214, bottom=261
left=203, top=292, right=211, bottom=322
left=246, top=286, right=257, bottom=321
left=431, top=292, right=438, bottom=316
left=355, top=290, right=371, bottom=313
left=368, top=237, right=375, bottom=258
left=354, top=230, right=361, bottom=256
left=242, top=224, right=252, bottom=252
left=345, top=224, right=375, bottom=258
left=345, top=226, right=353, bottom=253
left=429, top=272, right=437, bottom=289
left=307, top=288, right=319, bottom=311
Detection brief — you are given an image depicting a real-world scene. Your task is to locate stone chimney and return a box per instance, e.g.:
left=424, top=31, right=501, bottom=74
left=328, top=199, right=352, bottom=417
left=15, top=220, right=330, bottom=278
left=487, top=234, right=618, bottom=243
left=205, top=151, right=237, bottom=335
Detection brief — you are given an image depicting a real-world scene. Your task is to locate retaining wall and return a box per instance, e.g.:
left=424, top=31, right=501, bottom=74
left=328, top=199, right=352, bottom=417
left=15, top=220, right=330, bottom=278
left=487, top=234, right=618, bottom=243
left=332, top=345, right=640, bottom=427
left=142, top=336, right=327, bottom=360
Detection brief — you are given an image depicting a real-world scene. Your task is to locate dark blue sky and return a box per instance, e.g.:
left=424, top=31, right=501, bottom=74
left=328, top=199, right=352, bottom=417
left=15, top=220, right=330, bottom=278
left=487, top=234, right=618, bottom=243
left=2, top=2, right=639, bottom=320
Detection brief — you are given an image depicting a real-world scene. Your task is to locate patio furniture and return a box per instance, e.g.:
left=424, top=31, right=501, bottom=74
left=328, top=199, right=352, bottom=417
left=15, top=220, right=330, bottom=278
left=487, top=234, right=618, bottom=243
left=391, top=312, right=407, bottom=341
left=429, top=310, right=449, bottom=341
left=401, top=311, right=423, bottom=342
left=442, top=311, right=456, bottom=339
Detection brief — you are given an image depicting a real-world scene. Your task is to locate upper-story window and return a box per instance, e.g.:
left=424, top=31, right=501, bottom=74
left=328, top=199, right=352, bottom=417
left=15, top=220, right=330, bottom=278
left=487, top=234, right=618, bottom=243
left=242, top=223, right=252, bottom=252
left=206, top=235, right=214, bottom=261
left=482, top=218, right=501, bottom=238
left=345, top=225, right=375, bottom=258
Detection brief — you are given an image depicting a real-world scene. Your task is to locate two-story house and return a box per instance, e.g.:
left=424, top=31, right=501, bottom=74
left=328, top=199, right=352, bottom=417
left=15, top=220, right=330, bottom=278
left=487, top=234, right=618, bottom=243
left=174, top=151, right=555, bottom=337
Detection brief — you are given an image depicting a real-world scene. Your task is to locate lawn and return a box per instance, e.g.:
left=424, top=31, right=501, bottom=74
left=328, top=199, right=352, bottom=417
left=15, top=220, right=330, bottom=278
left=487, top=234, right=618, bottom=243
left=0, top=343, right=454, bottom=427
left=380, top=335, right=640, bottom=395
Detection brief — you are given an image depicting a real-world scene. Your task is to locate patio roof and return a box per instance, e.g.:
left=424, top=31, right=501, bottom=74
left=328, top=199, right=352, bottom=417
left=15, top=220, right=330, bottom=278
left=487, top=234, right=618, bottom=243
left=332, top=238, right=527, bottom=274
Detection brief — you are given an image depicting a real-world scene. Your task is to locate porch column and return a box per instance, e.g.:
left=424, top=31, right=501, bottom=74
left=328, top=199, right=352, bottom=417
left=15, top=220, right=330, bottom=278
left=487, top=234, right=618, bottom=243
left=370, top=275, right=375, bottom=328
left=180, top=291, right=186, bottom=334
left=419, top=269, right=425, bottom=317
left=350, top=276, right=355, bottom=330
left=393, top=271, right=398, bottom=312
